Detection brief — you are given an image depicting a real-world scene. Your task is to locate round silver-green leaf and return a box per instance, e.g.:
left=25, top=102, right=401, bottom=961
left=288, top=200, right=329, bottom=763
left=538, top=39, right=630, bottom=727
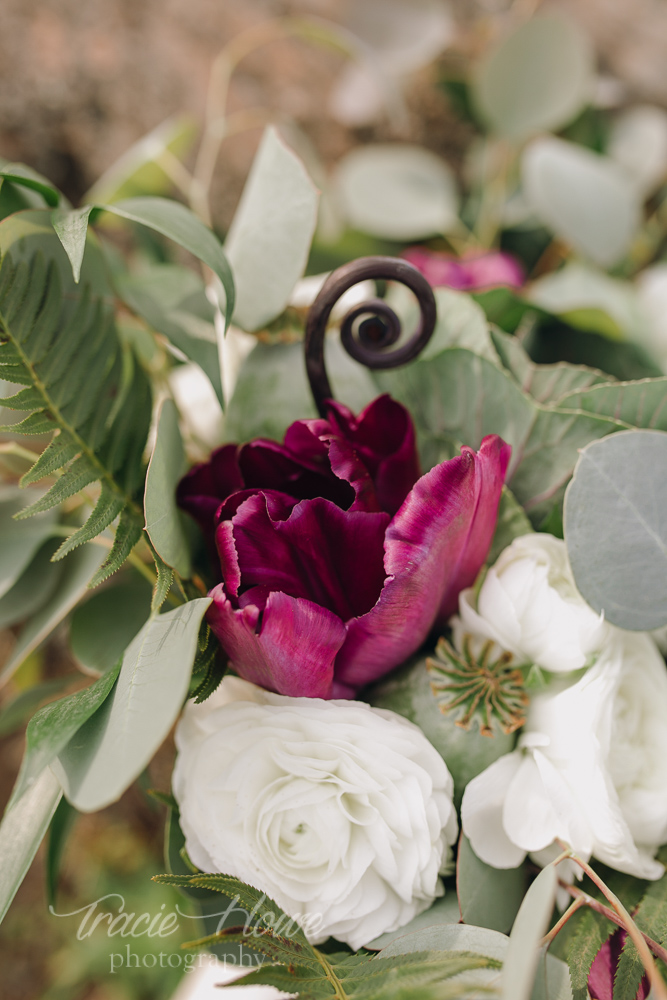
left=564, top=429, right=667, bottom=630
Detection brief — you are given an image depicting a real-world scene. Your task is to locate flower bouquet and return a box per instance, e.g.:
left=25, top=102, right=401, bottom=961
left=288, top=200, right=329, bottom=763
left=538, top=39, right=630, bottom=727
left=2, top=11, right=667, bottom=1000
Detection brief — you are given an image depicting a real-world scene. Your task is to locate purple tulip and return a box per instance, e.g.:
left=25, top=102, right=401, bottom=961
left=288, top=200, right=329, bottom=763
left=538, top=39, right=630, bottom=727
left=403, top=246, right=524, bottom=292
left=178, top=395, right=510, bottom=699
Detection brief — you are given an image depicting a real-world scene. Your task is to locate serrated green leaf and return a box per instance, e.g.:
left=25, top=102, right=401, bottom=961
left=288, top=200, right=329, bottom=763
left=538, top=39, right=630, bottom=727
left=89, top=508, right=143, bottom=588
left=19, top=433, right=79, bottom=486
left=191, top=650, right=227, bottom=704
left=53, top=598, right=211, bottom=811
left=144, top=399, right=191, bottom=578
left=0, top=248, right=152, bottom=585
left=0, top=410, right=56, bottom=434
left=560, top=908, right=607, bottom=997
left=615, top=871, right=667, bottom=999
left=52, top=486, right=125, bottom=560
left=1, top=385, right=46, bottom=410
left=150, top=548, right=174, bottom=612
left=15, top=456, right=98, bottom=518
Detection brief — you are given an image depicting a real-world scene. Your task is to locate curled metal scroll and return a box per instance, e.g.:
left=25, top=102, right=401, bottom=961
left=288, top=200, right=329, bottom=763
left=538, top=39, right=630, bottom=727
left=304, top=256, right=437, bottom=417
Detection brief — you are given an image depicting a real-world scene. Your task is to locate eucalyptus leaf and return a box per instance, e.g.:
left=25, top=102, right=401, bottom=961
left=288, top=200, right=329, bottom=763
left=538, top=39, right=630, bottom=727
left=501, top=864, right=557, bottom=1000
left=473, top=15, right=592, bottom=140
left=0, top=485, right=58, bottom=599
left=9, top=659, right=122, bottom=808
left=522, top=138, right=641, bottom=268
left=0, top=767, right=62, bottom=923
left=225, top=126, right=319, bottom=332
left=0, top=541, right=107, bottom=685
left=366, top=895, right=461, bottom=950
left=375, top=346, right=622, bottom=523
left=225, top=338, right=377, bottom=443
left=457, top=835, right=526, bottom=934
left=144, top=399, right=191, bottom=578
left=69, top=574, right=153, bottom=674
left=335, top=144, right=459, bottom=240
left=53, top=598, right=211, bottom=812
left=608, top=104, right=667, bottom=196
left=526, top=264, right=647, bottom=343
left=557, top=377, right=667, bottom=430
left=564, top=429, right=667, bottom=630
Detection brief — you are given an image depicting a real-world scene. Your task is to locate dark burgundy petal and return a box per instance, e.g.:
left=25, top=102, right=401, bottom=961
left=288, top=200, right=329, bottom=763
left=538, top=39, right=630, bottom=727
left=176, top=444, right=243, bottom=544
left=326, top=395, right=421, bottom=515
left=207, top=585, right=346, bottom=698
left=333, top=435, right=510, bottom=691
left=228, top=494, right=389, bottom=621
left=588, top=929, right=649, bottom=1000
left=240, top=435, right=356, bottom=509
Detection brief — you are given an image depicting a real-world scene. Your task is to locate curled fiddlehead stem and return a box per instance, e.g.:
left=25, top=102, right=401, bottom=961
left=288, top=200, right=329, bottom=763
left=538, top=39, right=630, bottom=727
left=304, top=256, right=437, bottom=417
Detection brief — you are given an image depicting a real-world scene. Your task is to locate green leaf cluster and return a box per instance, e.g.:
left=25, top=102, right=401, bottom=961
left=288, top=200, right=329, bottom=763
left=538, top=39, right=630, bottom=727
left=0, top=249, right=151, bottom=586
left=153, top=871, right=501, bottom=1000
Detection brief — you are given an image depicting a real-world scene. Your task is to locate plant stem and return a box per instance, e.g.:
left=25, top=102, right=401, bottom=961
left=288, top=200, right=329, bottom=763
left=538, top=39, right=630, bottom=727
left=559, top=882, right=667, bottom=966
left=555, top=843, right=667, bottom=999
left=542, top=895, right=587, bottom=945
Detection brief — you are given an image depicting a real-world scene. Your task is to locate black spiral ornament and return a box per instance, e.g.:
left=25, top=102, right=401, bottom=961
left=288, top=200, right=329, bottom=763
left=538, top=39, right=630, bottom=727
left=304, top=256, right=437, bottom=417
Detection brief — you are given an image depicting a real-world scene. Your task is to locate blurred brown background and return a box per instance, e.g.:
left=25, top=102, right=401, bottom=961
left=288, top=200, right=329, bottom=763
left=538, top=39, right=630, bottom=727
left=2, top=0, right=667, bottom=229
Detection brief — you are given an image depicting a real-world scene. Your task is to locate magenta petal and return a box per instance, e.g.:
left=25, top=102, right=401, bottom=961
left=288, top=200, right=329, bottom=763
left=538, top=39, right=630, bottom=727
left=588, top=929, right=649, bottom=1000
left=176, top=443, right=243, bottom=544
left=333, top=435, right=510, bottom=691
left=229, top=494, right=389, bottom=621
left=326, top=395, right=421, bottom=515
left=207, top=585, right=346, bottom=698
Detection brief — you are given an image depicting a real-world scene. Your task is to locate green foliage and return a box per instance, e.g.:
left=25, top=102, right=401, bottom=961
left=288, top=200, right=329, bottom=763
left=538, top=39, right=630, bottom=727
left=564, top=429, right=667, bottom=630
left=53, top=598, right=211, bottom=812
left=615, top=869, right=667, bottom=1000
left=153, top=871, right=500, bottom=999
left=555, top=907, right=607, bottom=1000
left=69, top=574, right=153, bottom=674
left=457, top=835, right=526, bottom=935
left=144, top=399, right=191, bottom=578
left=45, top=796, right=77, bottom=908
left=0, top=250, right=152, bottom=587
left=501, top=864, right=557, bottom=1000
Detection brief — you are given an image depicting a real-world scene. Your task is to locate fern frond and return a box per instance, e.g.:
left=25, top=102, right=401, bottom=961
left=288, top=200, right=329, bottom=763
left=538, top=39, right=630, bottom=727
left=0, top=250, right=151, bottom=585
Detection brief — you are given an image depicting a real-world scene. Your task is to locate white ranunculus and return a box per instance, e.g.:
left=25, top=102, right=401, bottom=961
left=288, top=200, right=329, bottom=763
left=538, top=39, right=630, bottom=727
left=173, top=677, right=458, bottom=951
left=452, top=533, right=607, bottom=673
left=461, top=630, right=667, bottom=880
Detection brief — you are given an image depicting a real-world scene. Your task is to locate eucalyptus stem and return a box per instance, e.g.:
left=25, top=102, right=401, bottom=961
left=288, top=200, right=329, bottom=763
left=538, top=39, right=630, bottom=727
left=555, top=843, right=667, bottom=999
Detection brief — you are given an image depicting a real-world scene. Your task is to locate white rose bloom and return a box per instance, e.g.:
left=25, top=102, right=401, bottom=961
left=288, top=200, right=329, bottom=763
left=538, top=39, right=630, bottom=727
left=461, top=630, right=667, bottom=880
left=173, top=676, right=458, bottom=951
left=452, top=533, right=607, bottom=673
